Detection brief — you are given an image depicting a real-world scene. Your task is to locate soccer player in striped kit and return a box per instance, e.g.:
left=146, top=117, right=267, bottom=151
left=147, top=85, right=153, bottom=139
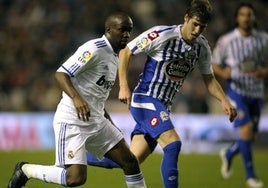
left=8, top=12, right=147, bottom=188
left=212, top=3, right=268, bottom=188
left=86, top=0, right=237, bottom=187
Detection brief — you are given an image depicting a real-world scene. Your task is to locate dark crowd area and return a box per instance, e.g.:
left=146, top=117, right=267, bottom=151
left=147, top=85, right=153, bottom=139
left=0, top=0, right=267, bottom=113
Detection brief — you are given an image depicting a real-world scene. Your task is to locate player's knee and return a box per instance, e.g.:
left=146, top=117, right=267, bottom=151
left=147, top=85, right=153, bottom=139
left=121, top=152, right=140, bottom=174
left=163, top=140, right=181, bottom=155
left=125, top=153, right=139, bottom=168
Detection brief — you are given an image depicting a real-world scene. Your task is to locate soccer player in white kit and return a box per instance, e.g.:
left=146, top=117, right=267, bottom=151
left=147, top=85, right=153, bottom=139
left=86, top=1, right=237, bottom=188
left=212, top=3, right=268, bottom=188
left=8, top=12, right=147, bottom=188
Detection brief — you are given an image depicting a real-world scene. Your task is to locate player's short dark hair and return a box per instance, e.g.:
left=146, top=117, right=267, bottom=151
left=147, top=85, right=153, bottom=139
left=105, top=11, right=130, bottom=30
left=185, top=0, right=212, bottom=23
left=234, top=2, right=257, bottom=28
left=234, top=2, right=256, bottom=18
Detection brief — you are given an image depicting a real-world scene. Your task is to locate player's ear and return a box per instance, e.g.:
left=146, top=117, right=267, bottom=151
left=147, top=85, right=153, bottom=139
left=184, top=14, right=190, bottom=23
left=106, top=27, right=111, bottom=33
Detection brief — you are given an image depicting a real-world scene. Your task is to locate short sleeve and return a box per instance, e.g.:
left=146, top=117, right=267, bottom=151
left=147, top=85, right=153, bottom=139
left=57, top=43, right=95, bottom=77
left=198, top=39, right=213, bottom=74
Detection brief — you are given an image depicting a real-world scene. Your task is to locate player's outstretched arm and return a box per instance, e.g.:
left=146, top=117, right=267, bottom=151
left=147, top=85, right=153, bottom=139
left=118, top=47, right=133, bottom=108
left=202, top=73, right=237, bottom=122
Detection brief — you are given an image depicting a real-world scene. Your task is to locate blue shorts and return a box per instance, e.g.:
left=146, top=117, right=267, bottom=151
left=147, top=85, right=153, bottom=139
left=130, top=94, right=174, bottom=152
left=228, top=89, right=262, bottom=132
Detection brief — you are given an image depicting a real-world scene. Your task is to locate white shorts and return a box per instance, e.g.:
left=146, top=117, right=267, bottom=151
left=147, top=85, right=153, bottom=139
left=53, top=116, right=124, bottom=166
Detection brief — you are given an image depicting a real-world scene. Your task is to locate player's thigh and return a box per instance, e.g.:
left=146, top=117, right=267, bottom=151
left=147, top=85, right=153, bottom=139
left=239, top=123, right=254, bottom=140
left=85, top=118, right=124, bottom=160
left=54, top=122, right=87, bottom=166
left=130, top=134, right=151, bottom=163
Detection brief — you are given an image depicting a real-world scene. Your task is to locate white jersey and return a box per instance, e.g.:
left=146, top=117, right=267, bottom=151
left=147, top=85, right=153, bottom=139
left=127, top=25, right=213, bottom=109
left=212, top=28, right=268, bottom=98
left=52, top=35, right=124, bottom=162
left=55, top=35, right=118, bottom=125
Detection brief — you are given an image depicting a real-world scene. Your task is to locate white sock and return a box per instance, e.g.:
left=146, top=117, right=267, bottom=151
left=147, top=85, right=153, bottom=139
left=22, top=164, right=67, bottom=186
left=125, top=172, right=147, bottom=188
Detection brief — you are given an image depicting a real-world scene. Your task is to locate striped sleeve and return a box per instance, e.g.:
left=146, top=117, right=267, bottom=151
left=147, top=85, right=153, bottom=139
left=128, top=25, right=176, bottom=55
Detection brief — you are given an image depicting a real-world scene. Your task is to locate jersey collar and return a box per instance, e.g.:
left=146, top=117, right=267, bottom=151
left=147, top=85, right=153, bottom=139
left=102, top=35, right=116, bottom=55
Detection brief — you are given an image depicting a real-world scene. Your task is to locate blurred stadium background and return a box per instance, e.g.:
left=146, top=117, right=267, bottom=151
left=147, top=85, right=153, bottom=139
left=0, top=0, right=267, bottom=113
left=0, top=0, right=268, bottom=187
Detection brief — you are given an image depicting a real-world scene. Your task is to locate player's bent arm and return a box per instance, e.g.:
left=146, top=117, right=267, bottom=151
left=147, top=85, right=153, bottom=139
left=258, top=67, right=268, bottom=78
left=55, top=72, right=90, bottom=121
left=55, top=72, right=81, bottom=99
left=248, top=66, right=268, bottom=78
left=118, top=47, right=133, bottom=105
left=212, top=64, right=231, bottom=80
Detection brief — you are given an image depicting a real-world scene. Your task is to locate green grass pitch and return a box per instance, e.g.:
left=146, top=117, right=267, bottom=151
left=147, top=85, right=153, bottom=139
left=1, top=149, right=267, bottom=188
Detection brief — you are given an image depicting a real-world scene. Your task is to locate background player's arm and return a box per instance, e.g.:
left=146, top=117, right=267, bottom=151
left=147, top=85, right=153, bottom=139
left=55, top=71, right=90, bottom=121
left=202, top=73, right=237, bottom=122
left=247, top=65, right=268, bottom=78
left=212, top=64, right=231, bottom=80
left=249, top=40, right=268, bottom=78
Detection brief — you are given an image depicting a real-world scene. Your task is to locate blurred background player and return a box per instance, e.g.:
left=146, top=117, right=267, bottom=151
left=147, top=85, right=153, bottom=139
left=212, top=2, right=268, bottom=188
left=86, top=1, right=237, bottom=187
left=8, top=12, right=147, bottom=188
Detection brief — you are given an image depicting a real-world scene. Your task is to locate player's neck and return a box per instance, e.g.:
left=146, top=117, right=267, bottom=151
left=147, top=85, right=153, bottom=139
left=237, top=27, right=253, bottom=37
left=180, top=26, right=193, bottom=44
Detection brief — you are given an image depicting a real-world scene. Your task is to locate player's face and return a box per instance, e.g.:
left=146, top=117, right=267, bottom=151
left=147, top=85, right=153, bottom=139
left=236, top=6, right=255, bottom=32
left=181, top=15, right=207, bottom=43
left=108, top=17, right=133, bottom=53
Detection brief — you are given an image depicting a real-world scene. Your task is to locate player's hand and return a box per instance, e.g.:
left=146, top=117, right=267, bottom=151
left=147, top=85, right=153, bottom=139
left=228, top=108, right=237, bottom=122
left=221, top=67, right=231, bottom=79
left=118, top=84, right=131, bottom=109
left=221, top=99, right=237, bottom=122
left=73, top=95, right=90, bottom=121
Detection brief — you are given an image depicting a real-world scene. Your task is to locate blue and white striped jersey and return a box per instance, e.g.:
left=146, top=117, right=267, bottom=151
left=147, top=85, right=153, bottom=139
left=212, top=29, right=268, bottom=98
left=55, top=35, right=118, bottom=123
left=127, top=25, right=213, bottom=109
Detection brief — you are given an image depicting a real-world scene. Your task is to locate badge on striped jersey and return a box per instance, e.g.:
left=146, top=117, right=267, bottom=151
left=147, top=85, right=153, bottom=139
left=165, top=58, right=191, bottom=81
left=78, top=50, right=92, bottom=64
